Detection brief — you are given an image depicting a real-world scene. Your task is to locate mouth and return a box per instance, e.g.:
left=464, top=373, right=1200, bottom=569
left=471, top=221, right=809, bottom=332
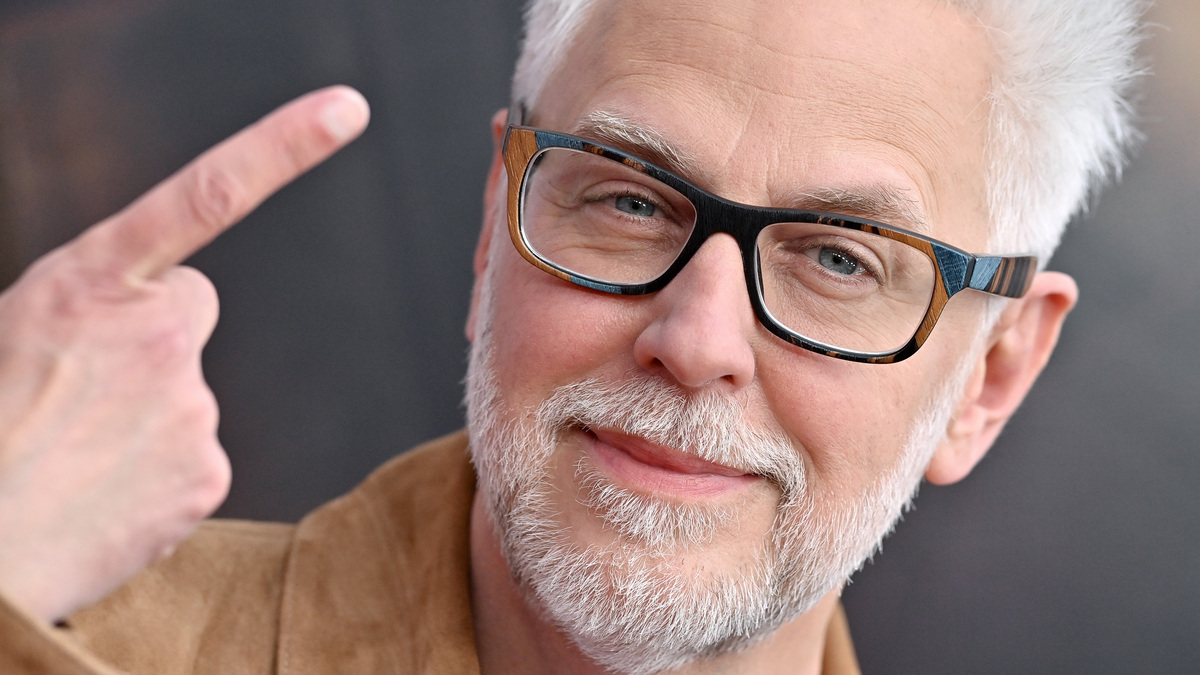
left=581, top=426, right=763, bottom=499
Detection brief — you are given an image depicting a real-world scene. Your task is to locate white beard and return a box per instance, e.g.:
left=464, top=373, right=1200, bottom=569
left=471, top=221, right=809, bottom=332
left=465, top=272, right=975, bottom=674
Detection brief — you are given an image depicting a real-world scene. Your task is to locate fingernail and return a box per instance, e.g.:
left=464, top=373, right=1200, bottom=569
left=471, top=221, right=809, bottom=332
left=321, top=88, right=370, bottom=142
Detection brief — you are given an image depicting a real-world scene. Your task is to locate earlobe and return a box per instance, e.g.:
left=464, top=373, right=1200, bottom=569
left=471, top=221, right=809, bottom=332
left=466, top=108, right=510, bottom=343
left=925, top=271, right=1079, bottom=485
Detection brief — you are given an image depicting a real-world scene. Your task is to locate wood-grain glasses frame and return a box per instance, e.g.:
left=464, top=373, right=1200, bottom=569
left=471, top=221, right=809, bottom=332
left=501, top=119, right=1036, bottom=365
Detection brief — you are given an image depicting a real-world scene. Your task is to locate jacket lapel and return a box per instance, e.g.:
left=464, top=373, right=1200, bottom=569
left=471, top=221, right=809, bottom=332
left=275, top=431, right=480, bottom=675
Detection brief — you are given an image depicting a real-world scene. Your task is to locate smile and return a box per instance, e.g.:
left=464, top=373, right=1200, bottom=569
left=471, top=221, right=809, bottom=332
left=581, top=426, right=763, bottom=499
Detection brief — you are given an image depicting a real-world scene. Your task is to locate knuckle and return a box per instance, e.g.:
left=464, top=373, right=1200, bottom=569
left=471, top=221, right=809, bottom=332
left=157, top=390, right=228, bottom=523
left=278, top=129, right=314, bottom=175
left=5, top=263, right=100, bottom=341
left=185, top=164, right=247, bottom=233
left=30, top=271, right=88, bottom=321
left=184, top=442, right=231, bottom=520
left=185, top=266, right=219, bottom=303
left=137, top=319, right=195, bottom=370
left=191, top=271, right=220, bottom=317
left=169, top=266, right=220, bottom=316
left=179, top=385, right=221, bottom=435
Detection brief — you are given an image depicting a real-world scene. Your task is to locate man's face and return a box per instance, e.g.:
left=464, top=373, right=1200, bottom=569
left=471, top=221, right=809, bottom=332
left=469, top=0, right=995, bottom=669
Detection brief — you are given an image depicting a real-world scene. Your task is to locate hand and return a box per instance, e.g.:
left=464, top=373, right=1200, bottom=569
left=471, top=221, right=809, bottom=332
left=0, top=85, right=369, bottom=623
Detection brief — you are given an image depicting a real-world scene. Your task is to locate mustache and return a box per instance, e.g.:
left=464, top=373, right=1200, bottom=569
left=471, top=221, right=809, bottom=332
left=535, top=374, right=806, bottom=499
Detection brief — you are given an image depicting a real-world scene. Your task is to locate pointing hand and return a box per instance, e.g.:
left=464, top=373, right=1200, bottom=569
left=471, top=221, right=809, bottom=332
left=0, top=86, right=369, bottom=622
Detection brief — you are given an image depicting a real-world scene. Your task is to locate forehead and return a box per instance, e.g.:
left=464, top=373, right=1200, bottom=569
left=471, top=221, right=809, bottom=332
left=535, top=0, right=994, bottom=247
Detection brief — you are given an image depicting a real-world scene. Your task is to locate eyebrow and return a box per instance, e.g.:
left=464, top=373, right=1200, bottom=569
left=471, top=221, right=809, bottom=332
left=570, top=111, right=707, bottom=183
left=781, top=186, right=929, bottom=233
left=569, top=111, right=929, bottom=233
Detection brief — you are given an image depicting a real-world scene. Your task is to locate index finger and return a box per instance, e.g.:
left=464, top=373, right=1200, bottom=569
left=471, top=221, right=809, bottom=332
left=75, top=85, right=370, bottom=281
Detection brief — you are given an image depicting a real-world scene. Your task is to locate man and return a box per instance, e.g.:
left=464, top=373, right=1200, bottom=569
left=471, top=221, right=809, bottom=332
left=0, top=0, right=1144, bottom=673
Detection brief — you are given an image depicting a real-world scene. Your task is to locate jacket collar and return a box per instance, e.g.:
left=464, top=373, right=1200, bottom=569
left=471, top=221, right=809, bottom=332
left=277, top=431, right=480, bottom=675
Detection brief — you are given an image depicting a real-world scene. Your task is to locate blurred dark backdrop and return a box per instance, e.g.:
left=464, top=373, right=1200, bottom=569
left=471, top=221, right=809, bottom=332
left=0, top=1, right=1196, bottom=673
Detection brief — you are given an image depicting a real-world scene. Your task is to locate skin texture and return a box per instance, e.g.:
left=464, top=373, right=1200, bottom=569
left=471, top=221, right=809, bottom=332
left=0, top=86, right=370, bottom=623
left=467, top=0, right=1077, bottom=673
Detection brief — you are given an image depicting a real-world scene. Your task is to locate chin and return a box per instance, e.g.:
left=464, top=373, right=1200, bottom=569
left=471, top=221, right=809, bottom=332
left=468, top=370, right=840, bottom=673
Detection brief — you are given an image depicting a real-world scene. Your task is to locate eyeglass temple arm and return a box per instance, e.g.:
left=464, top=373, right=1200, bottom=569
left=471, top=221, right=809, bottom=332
left=967, top=255, right=1037, bottom=298
left=507, top=103, right=528, bottom=127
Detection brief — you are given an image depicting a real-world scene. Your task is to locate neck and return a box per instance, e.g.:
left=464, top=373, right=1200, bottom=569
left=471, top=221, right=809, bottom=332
left=469, top=492, right=840, bottom=675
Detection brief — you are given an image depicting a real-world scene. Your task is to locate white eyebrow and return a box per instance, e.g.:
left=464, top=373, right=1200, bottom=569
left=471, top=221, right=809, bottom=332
left=782, top=185, right=930, bottom=233
left=570, top=110, right=703, bottom=180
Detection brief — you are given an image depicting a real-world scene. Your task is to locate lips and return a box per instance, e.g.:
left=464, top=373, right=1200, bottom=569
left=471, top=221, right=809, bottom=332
left=583, top=426, right=761, bottom=498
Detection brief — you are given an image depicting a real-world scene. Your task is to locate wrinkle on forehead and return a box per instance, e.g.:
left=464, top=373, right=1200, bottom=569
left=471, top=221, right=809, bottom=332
left=544, top=0, right=993, bottom=242
left=609, top=42, right=974, bottom=182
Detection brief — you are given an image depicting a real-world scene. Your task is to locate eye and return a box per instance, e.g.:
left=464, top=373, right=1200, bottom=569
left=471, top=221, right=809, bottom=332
left=815, top=246, right=862, bottom=276
left=614, top=195, right=658, bottom=218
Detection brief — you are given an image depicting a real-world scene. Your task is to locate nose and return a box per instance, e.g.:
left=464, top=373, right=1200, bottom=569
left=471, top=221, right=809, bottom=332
left=633, top=234, right=757, bottom=391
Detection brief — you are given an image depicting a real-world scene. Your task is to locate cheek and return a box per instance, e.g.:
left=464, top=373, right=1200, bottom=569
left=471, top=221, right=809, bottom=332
left=757, top=350, right=933, bottom=492
left=484, top=242, right=644, bottom=410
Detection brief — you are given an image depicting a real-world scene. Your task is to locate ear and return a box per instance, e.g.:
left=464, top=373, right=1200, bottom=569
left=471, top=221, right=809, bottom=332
left=924, top=271, right=1079, bottom=485
left=466, top=108, right=510, bottom=343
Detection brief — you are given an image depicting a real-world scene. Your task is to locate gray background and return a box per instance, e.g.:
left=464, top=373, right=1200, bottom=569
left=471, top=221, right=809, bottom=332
left=0, top=1, right=1196, bottom=672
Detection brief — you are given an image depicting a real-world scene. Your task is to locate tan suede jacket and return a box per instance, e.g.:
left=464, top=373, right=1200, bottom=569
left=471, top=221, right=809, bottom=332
left=0, top=432, right=861, bottom=674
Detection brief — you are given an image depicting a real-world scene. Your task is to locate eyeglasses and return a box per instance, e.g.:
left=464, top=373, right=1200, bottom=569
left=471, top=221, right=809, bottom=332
left=501, top=116, right=1036, bottom=364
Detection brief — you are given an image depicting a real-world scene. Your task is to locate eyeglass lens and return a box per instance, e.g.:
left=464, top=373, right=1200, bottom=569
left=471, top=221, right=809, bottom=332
left=520, top=147, right=936, bottom=353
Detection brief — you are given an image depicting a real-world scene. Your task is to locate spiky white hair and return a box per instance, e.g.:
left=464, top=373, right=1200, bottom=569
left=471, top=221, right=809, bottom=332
left=509, top=0, right=1148, bottom=265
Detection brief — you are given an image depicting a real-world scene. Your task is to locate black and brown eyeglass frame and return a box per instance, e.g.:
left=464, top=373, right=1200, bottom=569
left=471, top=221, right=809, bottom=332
left=501, top=114, right=1036, bottom=365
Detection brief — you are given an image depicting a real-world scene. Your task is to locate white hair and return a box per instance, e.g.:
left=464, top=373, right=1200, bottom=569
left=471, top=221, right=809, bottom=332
left=510, top=0, right=1147, bottom=265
